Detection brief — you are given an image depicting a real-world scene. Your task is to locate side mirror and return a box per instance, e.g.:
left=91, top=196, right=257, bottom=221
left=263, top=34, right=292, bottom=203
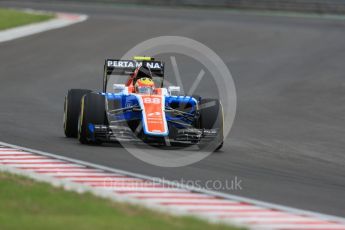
left=168, top=86, right=181, bottom=96
left=113, top=84, right=126, bottom=94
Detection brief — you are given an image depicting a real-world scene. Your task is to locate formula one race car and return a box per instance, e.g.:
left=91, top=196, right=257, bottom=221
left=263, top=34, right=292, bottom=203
left=63, top=57, right=224, bottom=151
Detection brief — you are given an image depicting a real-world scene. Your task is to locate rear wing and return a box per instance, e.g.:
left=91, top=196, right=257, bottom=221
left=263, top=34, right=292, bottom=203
left=104, top=59, right=164, bottom=76
left=103, top=58, right=165, bottom=92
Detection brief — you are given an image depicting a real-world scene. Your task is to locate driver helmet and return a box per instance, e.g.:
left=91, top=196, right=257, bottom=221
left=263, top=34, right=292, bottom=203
left=135, top=77, right=155, bottom=94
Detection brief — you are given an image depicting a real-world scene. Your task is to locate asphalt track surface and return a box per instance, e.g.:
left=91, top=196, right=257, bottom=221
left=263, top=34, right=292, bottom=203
left=1, top=0, right=345, bottom=217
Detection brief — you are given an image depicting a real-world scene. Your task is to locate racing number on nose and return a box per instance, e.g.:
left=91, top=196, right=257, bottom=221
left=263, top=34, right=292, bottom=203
left=143, top=97, right=161, bottom=104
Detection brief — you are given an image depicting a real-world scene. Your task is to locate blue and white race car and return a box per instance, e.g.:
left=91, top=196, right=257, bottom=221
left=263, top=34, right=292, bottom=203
left=63, top=57, right=224, bottom=151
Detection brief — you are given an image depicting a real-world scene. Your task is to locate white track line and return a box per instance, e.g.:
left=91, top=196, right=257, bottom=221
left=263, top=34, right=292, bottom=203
left=31, top=168, right=104, bottom=173
left=69, top=178, right=144, bottom=182
left=0, top=151, right=32, bottom=154
left=37, top=172, right=122, bottom=176
left=252, top=224, right=345, bottom=229
left=156, top=199, right=240, bottom=204
left=1, top=142, right=345, bottom=230
left=0, top=10, right=87, bottom=43
left=0, top=156, right=48, bottom=159
left=10, top=164, right=85, bottom=168
left=0, top=159, right=65, bottom=163
left=129, top=193, right=214, bottom=198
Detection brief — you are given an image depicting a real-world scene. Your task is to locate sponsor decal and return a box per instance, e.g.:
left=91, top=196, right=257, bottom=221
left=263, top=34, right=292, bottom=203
left=107, top=60, right=162, bottom=69
left=148, top=112, right=161, bottom=117
left=125, top=102, right=133, bottom=108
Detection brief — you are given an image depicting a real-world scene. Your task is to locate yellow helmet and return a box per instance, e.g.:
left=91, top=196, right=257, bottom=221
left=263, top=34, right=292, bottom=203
left=135, top=77, right=155, bottom=94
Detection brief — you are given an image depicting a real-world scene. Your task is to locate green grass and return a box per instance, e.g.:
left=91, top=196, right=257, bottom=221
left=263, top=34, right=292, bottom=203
left=0, top=8, right=54, bottom=31
left=0, top=172, right=243, bottom=230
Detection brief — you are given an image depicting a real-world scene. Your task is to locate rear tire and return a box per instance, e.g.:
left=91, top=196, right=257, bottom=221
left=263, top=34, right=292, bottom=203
left=199, top=98, right=224, bottom=151
left=78, top=93, right=106, bottom=145
left=64, top=89, right=92, bottom=137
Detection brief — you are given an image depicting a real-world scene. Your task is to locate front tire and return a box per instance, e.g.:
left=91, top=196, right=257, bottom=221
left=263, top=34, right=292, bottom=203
left=199, top=98, right=224, bottom=151
left=78, top=93, right=106, bottom=145
left=64, top=89, right=92, bottom=137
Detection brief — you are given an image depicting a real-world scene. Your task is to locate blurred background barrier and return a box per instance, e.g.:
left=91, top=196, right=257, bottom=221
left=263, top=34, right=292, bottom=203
left=37, top=0, right=345, bottom=14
